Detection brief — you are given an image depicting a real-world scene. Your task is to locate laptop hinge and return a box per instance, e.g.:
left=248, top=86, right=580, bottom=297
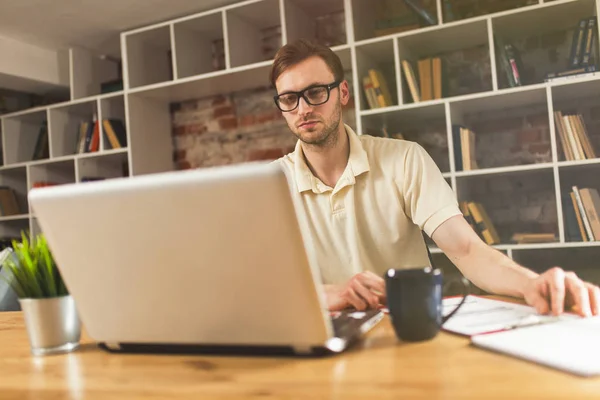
left=292, top=345, right=313, bottom=355
left=105, top=342, right=122, bottom=351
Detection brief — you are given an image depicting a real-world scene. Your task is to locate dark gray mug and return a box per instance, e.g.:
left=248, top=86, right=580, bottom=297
left=385, top=267, right=469, bottom=342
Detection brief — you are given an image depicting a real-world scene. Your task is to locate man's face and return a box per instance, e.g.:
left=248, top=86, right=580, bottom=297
left=274, top=56, right=350, bottom=147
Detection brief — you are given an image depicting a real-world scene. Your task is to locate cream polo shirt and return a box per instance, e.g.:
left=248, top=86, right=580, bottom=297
left=277, top=124, right=461, bottom=285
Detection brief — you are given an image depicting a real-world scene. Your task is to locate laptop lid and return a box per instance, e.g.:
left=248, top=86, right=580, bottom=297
left=29, top=162, right=334, bottom=349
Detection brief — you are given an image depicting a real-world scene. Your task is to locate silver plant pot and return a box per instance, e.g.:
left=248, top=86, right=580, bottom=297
left=19, top=295, right=81, bottom=356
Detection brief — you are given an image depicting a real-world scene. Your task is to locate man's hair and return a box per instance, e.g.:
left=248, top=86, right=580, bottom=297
left=269, top=39, right=344, bottom=89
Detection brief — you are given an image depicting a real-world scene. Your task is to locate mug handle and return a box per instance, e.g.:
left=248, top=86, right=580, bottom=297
left=441, top=276, right=470, bottom=324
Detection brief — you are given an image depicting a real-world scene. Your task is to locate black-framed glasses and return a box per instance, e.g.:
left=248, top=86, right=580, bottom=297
left=273, top=81, right=341, bottom=112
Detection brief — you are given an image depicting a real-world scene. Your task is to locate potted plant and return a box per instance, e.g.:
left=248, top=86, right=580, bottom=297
left=0, top=232, right=80, bottom=356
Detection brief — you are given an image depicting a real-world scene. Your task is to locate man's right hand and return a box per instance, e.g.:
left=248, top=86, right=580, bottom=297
left=324, top=271, right=387, bottom=311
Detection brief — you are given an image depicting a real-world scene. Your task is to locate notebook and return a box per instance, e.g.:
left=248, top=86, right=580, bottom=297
left=471, top=316, right=600, bottom=377
left=441, top=295, right=579, bottom=336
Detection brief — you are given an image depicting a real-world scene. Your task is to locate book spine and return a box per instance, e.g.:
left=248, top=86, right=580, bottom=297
left=569, top=18, right=588, bottom=68
left=403, top=0, right=437, bottom=25
left=544, top=65, right=597, bottom=82
left=581, top=17, right=597, bottom=66
left=572, top=186, right=595, bottom=241
left=504, top=44, right=521, bottom=86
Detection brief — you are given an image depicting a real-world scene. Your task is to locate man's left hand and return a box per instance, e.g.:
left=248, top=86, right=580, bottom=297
left=524, top=267, right=600, bottom=317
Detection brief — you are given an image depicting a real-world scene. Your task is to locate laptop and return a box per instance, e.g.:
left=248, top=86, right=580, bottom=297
left=28, top=161, right=383, bottom=356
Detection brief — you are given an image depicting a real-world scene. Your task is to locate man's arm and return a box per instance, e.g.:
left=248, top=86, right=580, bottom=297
left=431, top=214, right=600, bottom=316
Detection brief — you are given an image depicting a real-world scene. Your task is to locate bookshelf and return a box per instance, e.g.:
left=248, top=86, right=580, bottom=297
left=1, top=0, right=599, bottom=287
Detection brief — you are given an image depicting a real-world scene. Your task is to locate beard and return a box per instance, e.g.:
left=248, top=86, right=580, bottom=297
left=289, top=100, right=342, bottom=148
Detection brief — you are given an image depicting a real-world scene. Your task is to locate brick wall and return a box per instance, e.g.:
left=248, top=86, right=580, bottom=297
left=465, top=103, right=552, bottom=168
left=171, top=76, right=356, bottom=169
left=445, top=0, right=537, bottom=22
left=458, top=171, right=558, bottom=242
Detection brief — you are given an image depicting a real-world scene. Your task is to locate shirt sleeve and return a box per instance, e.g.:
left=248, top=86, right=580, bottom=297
left=399, top=142, right=461, bottom=237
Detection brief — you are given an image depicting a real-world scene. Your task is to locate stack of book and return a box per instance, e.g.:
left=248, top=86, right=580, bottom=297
left=362, top=69, right=393, bottom=109
left=545, top=16, right=597, bottom=82
left=564, top=186, right=600, bottom=242
left=31, top=121, right=49, bottom=161
left=452, top=125, right=478, bottom=171
left=511, top=233, right=557, bottom=244
left=401, top=58, right=444, bottom=103
left=75, top=117, right=127, bottom=153
left=495, top=37, right=524, bottom=88
left=0, top=187, right=20, bottom=216
left=553, top=111, right=596, bottom=161
left=460, top=201, right=500, bottom=245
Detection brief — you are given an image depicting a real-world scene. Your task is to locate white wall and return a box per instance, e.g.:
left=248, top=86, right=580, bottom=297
left=0, top=35, right=69, bottom=93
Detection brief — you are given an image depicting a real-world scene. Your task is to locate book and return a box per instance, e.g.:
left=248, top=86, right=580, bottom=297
left=418, top=58, right=432, bottom=101
left=362, top=76, right=379, bottom=109
left=572, top=186, right=595, bottom=241
left=401, top=60, right=420, bottom=103
left=403, top=0, right=437, bottom=26
left=568, top=18, right=589, bottom=68
left=580, top=17, right=597, bottom=66
left=579, top=188, right=600, bottom=240
left=471, top=314, right=600, bottom=377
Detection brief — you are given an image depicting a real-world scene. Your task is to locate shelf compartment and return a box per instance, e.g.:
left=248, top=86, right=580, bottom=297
left=443, top=0, right=537, bottom=24
left=225, top=0, right=282, bottom=68
left=558, top=162, right=600, bottom=243
left=173, top=11, right=226, bottom=78
left=551, top=78, right=600, bottom=162
left=512, top=246, right=600, bottom=285
left=351, top=0, right=439, bottom=42
left=0, top=167, right=28, bottom=217
left=284, top=0, right=346, bottom=46
left=456, top=168, right=559, bottom=245
left=99, top=95, right=127, bottom=151
left=355, top=39, right=398, bottom=110
left=492, top=0, right=598, bottom=90
left=397, top=19, right=492, bottom=104
left=28, top=160, right=76, bottom=192
left=125, top=26, right=173, bottom=89
left=0, top=218, right=30, bottom=242
left=2, top=110, right=49, bottom=165
left=69, top=47, right=122, bottom=100
left=49, top=100, right=98, bottom=157
left=361, top=102, right=450, bottom=173
left=30, top=218, right=42, bottom=238
left=449, top=87, right=551, bottom=171
left=77, top=151, right=129, bottom=182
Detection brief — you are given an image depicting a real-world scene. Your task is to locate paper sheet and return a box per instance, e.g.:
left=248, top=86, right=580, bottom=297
left=441, top=295, right=579, bottom=336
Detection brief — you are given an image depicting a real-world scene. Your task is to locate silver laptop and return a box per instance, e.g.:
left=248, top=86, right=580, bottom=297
left=29, top=161, right=383, bottom=356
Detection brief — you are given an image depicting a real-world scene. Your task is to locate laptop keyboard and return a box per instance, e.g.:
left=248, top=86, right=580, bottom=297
left=331, top=309, right=381, bottom=337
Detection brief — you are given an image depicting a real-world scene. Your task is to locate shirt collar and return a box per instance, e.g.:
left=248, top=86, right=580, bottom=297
left=293, top=124, right=370, bottom=194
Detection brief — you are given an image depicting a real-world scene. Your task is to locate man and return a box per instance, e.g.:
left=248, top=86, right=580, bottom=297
left=270, top=38, right=600, bottom=317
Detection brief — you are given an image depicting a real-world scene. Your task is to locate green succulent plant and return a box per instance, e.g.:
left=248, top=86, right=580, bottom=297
left=0, top=232, right=67, bottom=299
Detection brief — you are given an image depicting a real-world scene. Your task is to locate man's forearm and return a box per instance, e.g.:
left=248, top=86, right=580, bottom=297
left=449, top=239, right=539, bottom=298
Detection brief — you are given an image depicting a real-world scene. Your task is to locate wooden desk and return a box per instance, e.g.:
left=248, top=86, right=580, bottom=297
left=1, top=311, right=599, bottom=399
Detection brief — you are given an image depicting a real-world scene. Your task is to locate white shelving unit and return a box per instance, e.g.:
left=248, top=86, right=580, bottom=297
left=1, top=0, right=599, bottom=283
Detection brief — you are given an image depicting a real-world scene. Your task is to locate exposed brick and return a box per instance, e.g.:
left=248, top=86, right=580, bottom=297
left=240, top=114, right=256, bottom=126
left=173, top=149, right=186, bottom=161
left=519, top=128, right=541, bottom=145
left=212, top=95, right=228, bottom=106
left=256, top=111, right=276, bottom=124
left=475, top=116, right=522, bottom=133
left=218, top=116, right=238, bottom=130
left=213, top=105, right=235, bottom=119
left=177, top=161, right=192, bottom=170
left=186, top=123, right=207, bottom=135
left=526, top=112, right=549, bottom=128
left=248, top=148, right=287, bottom=161
left=529, top=143, right=551, bottom=154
